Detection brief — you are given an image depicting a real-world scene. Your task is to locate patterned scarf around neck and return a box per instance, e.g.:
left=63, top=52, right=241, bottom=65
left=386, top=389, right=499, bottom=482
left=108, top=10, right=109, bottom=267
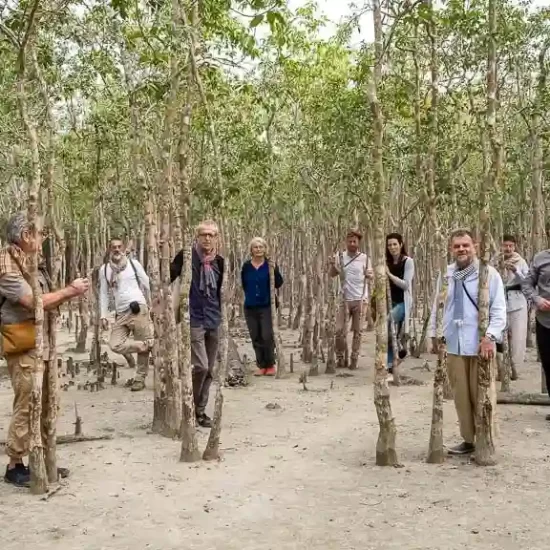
left=452, top=260, right=478, bottom=325
left=109, top=254, right=128, bottom=289
left=194, top=242, right=217, bottom=297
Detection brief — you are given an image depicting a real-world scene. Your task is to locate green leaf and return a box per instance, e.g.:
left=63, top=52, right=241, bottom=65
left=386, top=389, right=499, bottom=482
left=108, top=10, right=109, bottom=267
left=250, top=14, right=264, bottom=28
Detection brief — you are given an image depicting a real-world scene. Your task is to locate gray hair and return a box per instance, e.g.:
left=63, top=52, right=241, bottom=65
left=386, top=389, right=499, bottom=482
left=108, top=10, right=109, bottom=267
left=6, top=212, right=33, bottom=245
left=249, top=236, right=268, bottom=254
left=196, top=220, right=219, bottom=237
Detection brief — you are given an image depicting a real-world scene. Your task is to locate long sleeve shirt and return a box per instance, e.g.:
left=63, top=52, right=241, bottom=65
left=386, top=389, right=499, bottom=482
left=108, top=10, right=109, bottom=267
left=99, top=260, right=149, bottom=318
left=520, top=249, right=550, bottom=329
left=241, top=260, right=283, bottom=308
left=502, top=257, right=529, bottom=312
left=429, top=262, right=506, bottom=356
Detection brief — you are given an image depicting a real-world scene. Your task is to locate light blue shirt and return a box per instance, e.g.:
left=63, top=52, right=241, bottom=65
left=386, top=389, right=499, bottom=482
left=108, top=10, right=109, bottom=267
left=429, top=262, right=507, bottom=356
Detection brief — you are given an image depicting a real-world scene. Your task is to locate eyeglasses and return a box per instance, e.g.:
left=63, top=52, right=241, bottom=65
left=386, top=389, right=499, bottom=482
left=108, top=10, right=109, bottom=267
left=199, top=232, right=217, bottom=238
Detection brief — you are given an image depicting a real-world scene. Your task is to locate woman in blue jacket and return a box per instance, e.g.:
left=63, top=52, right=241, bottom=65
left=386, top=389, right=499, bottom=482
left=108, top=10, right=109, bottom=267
left=241, top=237, right=283, bottom=376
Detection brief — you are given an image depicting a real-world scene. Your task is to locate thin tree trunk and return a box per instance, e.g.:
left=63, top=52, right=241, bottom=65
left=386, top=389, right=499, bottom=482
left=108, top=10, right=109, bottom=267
left=530, top=41, right=549, bottom=387
left=425, top=0, right=445, bottom=464
left=475, top=0, right=499, bottom=466
left=325, top=268, right=337, bottom=374
left=31, top=45, right=62, bottom=483
left=203, top=236, right=229, bottom=460
left=270, top=259, right=287, bottom=378
left=369, top=0, right=398, bottom=466
left=177, top=49, right=201, bottom=462
left=17, top=0, right=48, bottom=493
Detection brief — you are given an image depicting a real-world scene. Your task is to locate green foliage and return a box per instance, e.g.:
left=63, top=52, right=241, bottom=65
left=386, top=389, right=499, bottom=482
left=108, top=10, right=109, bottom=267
left=0, top=0, right=548, bottom=246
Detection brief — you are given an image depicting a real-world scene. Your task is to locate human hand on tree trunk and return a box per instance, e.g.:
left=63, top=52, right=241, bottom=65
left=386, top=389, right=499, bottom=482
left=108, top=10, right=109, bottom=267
left=479, top=336, right=496, bottom=360
left=69, top=278, right=90, bottom=297
left=535, top=297, right=550, bottom=311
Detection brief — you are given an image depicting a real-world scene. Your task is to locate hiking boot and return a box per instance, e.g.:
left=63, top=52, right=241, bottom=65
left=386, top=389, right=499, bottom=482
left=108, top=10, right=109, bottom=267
left=131, top=378, right=146, bottom=392
left=511, top=367, right=518, bottom=381
left=349, top=357, right=358, bottom=370
left=4, top=465, right=30, bottom=488
left=254, top=368, right=266, bottom=376
left=197, top=414, right=212, bottom=428
left=447, top=442, right=475, bottom=455
left=264, top=366, right=276, bottom=376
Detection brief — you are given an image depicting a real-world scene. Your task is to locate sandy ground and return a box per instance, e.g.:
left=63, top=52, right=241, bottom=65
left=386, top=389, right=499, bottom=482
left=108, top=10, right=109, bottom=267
left=0, top=322, right=549, bottom=550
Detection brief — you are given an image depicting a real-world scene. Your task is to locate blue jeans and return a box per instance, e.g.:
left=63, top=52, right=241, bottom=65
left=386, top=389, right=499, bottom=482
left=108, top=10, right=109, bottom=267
left=387, top=302, right=405, bottom=368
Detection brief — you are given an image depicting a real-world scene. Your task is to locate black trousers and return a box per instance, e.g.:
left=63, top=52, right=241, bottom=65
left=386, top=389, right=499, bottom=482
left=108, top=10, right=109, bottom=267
left=535, top=321, right=550, bottom=395
left=244, top=306, right=275, bottom=368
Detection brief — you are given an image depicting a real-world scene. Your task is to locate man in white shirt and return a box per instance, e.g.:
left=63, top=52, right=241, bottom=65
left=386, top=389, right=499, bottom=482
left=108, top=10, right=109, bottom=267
left=430, top=229, right=506, bottom=455
left=499, top=235, right=529, bottom=378
left=99, top=238, right=152, bottom=392
left=329, top=229, right=373, bottom=369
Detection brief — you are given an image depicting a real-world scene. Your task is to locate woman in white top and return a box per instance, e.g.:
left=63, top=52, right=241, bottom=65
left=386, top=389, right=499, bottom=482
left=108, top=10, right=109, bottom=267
left=385, top=233, right=415, bottom=372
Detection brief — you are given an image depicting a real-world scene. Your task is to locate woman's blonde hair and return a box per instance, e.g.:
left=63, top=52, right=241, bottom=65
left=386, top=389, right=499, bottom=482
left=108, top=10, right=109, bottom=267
left=249, top=236, right=268, bottom=255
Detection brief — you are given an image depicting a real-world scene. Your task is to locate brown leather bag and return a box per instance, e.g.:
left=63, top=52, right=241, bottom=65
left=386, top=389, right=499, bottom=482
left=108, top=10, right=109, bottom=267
left=1, top=319, right=36, bottom=356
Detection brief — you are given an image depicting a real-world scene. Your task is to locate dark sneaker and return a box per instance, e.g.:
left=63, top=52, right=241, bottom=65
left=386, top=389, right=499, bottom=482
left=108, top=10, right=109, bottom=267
left=131, top=379, right=146, bottom=392
left=447, top=442, right=475, bottom=455
left=545, top=414, right=550, bottom=421
left=16, top=462, right=29, bottom=474
left=4, top=466, right=30, bottom=487
left=197, top=414, right=212, bottom=428
left=388, top=366, right=393, bottom=375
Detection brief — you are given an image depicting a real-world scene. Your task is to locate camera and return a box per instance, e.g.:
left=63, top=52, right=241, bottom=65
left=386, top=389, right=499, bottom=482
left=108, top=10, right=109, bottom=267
left=129, top=301, right=141, bottom=315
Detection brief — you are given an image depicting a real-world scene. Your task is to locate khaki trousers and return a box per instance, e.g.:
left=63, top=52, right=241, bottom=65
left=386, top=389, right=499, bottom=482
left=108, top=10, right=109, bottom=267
left=5, top=352, right=49, bottom=459
left=447, top=354, right=496, bottom=445
left=109, top=309, right=153, bottom=380
left=507, top=307, right=528, bottom=369
left=335, top=300, right=363, bottom=361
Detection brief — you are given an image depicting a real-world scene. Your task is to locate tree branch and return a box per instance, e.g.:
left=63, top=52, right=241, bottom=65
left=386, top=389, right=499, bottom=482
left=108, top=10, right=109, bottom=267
left=0, top=20, right=19, bottom=48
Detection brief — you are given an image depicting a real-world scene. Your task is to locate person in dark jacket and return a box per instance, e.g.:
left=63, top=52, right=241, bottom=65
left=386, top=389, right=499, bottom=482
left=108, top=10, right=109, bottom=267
left=170, top=220, right=224, bottom=428
left=241, top=237, right=283, bottom=376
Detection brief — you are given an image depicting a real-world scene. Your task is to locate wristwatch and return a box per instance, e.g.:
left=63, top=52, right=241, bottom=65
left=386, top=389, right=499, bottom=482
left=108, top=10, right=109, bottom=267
left=486, top=334, right=496, bottom=342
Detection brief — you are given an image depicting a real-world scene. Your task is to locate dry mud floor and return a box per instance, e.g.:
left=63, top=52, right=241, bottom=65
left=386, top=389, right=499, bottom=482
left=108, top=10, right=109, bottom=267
left=0, top=326, right=549, bottom=550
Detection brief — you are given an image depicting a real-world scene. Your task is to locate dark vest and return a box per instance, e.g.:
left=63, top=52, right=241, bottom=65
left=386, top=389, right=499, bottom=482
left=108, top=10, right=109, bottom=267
left=388, top=258, right=406, bottom=305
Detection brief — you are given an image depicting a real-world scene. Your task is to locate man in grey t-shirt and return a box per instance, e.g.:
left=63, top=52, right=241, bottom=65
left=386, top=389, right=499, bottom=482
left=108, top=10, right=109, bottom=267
left=519, top=250, right=550, bottom=416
